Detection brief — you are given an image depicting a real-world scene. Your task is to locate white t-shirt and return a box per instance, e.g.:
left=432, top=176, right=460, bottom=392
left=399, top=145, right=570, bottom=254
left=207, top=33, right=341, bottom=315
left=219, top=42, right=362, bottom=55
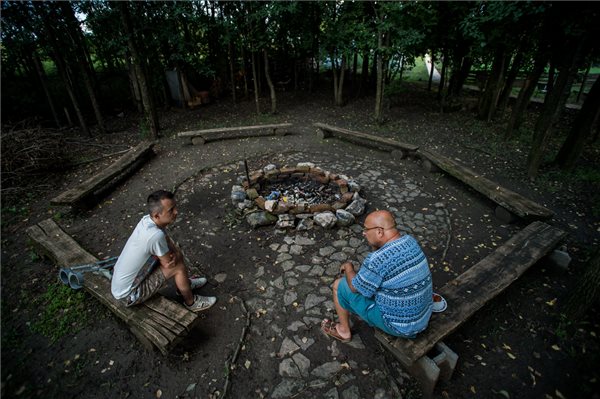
left=111, top=215, right=170, bottom=299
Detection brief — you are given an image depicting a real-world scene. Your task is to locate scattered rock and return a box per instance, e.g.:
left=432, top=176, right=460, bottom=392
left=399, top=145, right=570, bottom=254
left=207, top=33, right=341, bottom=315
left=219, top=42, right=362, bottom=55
left=311, top=361, right=343, bottom=379
left=336, top=209, right=355, bottom=227
left=246, top=211, right=277, bottom=228
left=278, top=337, right=300, bottom=357
left=314, top=212, right=337, bottom=228
left=271, top=379, right=303, bottom=398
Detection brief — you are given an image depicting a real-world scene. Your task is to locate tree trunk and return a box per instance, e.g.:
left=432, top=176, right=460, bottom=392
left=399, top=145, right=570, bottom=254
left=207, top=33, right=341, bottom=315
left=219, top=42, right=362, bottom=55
left=576, top=61, right=592, bottom=103
left=545, top=61, right=556, bottom=99
left=477, top=46, right=507, bottom=121
left=351, top=51, right=358, bottom=92
left=331, top=50, right=339, bottom=104
left=505, top=52, right=548, bottom=140
left=263, top=49, right=277, bottom=114
left=337, top=55, right=346, bottom=106
left=527, top=40, right=583, bottom=179
left=126, top=55, right=143, bottom=113
left=497, top=47, right=525, bottom=117
left=359, top=49, right=369, bottom=97
left=241, top=46, right=249, bottom=99
left=375, top=36, right=384, bottom=122
left=554, top=75, right=600, bottom=169
left=33, top=51, right=61, bottom=128
left=437, top=50, right=447, bottom=102
left=119, top=2, right=159, bottom=138
left=428, top=50, right=435, bottom=91
left=229, top=41, right=237, bottom=104
left=251, top=51, right=260, bottom=114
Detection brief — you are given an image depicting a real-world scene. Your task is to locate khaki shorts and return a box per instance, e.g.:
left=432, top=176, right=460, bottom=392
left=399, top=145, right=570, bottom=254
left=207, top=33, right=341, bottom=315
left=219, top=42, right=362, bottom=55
left=125, top=256, right=167, bottom=307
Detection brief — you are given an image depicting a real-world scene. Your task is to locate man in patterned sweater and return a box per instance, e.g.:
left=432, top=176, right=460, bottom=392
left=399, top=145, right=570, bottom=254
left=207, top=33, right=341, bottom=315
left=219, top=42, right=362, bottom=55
left=321, top=210, right=433, bottom=342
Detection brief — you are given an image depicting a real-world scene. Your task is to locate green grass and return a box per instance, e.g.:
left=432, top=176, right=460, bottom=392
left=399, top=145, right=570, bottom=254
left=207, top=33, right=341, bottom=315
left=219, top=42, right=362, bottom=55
left=30, top=283, right=90, bottom=342
left=404, top=57, right=430, bottom=82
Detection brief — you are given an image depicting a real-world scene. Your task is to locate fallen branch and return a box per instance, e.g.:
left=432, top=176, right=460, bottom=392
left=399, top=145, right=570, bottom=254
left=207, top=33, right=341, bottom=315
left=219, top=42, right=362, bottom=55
left=69, top=148, right=131, bottom=167
left=222, top=295, right=251, bottom=399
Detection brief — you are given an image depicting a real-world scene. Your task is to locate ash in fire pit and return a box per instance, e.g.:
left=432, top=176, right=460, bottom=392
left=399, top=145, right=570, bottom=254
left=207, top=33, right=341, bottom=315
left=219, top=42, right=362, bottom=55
left=231, top=162, right=367, bottom=230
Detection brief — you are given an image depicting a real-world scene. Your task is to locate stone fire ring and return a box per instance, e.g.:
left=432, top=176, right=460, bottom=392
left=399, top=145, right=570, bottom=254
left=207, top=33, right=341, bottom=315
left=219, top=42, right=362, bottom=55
left=231, top=162, right=366, bottom=229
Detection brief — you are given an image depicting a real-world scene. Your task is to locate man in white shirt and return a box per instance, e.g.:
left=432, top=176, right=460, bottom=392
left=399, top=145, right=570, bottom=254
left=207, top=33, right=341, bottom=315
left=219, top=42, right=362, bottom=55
left=111, top=190, right=216, bottom=312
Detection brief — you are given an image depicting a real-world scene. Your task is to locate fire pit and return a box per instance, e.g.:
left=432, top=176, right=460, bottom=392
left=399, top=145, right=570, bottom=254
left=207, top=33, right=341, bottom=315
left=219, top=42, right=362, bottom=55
left=231, top=162, right=366, bottom=229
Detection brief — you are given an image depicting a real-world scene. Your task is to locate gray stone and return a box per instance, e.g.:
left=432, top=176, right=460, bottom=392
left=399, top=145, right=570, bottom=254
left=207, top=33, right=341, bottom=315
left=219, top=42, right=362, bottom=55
left=231, top=185, right=245, bottom=193
left=296, top=218, right=314, bottom=231
left=373, top=388, right=389, bottom=399
left=270, top=324, right=283, bottom=335
left=214, top=273, right=227, bottom=283
left=271, top=276, right=285, bottom=290
left=278, top=337, right=300, bottom=357
left=315, top=212, right=337, bottom=228
left=349, top=224, right=363, bottom=234
left=341, top=385, right=361, bottom=399
left=348, top=237, right=362, bottom=248
left=319, top=286, right=332, bottom=296
left=238, top=199, right=253, bottom=210
left=290, top=245, right=303, bottom=255
left=271, top=379, right=303, bottom=398
left=345, top=198, right=366, bottom=216
left=305, top=294, right=326, bottom=310
left=284, top=291, right=298, bottom=306
left=286, top=277, right=299, bottom=286
left=546, top=249, right=572, bottom=270
left=332, top=240, right=348, bottom=248
left=347, top=334, right=366, bottom=349
left=311, top=361, right=343, bottom=379
left=296, top=265, right=311, bottom=273
left=265, top=200, right=278, bottom=213
left=330, top=252, right=348, bottom=262
left=255, top=266, right=264, bottom=278
left=297, top=162, right=315, bottom=168
left=284, top=236, right=295, bottom=245
left=231, top=191, right=247, bottom=204
left=347, top=180, right=360, bottom=192
left=279, top=358, right=301, bottom=378
left=311, top=256, right=323, bottom=265
left=280, top=260, right=295, bottom=271
left=263, top=164, right=277, bottom=173
left=277, top=214, right=296, bottom=229
left=292, top=353, right=311, bottom=377
left=269, top=243, right=280, bottom=251
left=276, top=253, right=292, bottom=263
left=278, top=244, right=289, bottom=253
left=336, top=210, right=355, bottom=227
left=325, top=262, right=342, bottom=276
left=319, top=246, right=336, bottom=257
left=302, top=316, right=322, bottom=326
left=323, top=300, right=335, bottom=311
left=342, top=247, right=355, bottom=255
left=287, top=320, right=306, bottom=332
left=335, top=373, right=356, bottom=387
left=293, top=335, right=315, bottom=351
left=308, top=265, right=324, bottom=276
left=324, top=388, right=339, bottom=399
left=246, top=211, right=277, bottom=228
left=295, top=235, right=316, bottom=246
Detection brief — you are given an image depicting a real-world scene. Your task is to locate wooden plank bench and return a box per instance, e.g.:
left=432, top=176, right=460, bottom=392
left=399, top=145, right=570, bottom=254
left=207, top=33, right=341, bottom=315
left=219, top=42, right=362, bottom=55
left=375, top=221, right=567, bottom=397
left=26, top=218, right=199, bottom=355
left=50, top=140, right=156, bottom=209
left=314, top=122, right=419, bottom=159
left=417, top=148, right=553, bottom=222
left=178, top=123, right=293, bottom=145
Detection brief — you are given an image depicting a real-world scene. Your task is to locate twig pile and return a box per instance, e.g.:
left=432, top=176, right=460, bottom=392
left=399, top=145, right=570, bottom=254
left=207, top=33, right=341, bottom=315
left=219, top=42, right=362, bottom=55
left=259, top=179, right=340, bottom=205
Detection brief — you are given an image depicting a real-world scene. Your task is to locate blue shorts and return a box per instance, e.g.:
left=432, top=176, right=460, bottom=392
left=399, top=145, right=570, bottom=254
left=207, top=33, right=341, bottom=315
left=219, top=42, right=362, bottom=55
left=337, top=278, right=416, bottom=339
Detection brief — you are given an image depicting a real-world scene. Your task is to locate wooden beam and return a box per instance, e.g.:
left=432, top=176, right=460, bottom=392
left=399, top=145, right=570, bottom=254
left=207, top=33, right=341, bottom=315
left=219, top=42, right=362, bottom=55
left=51, top=141, right=156, bottom=206
left=380, top=221, right=567, bottom=364
left=418, top=148, right=553, bottom=221
left=178, top=123, right=293, bottom=138
left=313, top=122, right=419, bottom=153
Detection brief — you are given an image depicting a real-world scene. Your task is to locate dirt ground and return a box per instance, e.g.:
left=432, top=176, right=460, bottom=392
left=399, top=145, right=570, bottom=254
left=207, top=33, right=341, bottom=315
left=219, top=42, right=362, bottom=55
left=2, top=84, right=599, bottom=399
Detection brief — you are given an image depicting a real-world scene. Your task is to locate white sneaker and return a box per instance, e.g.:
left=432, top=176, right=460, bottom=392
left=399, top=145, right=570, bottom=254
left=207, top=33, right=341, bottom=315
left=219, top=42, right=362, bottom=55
left=186, top=295, right=217, bottom=312
left=190, top=277, right=208, bottom=290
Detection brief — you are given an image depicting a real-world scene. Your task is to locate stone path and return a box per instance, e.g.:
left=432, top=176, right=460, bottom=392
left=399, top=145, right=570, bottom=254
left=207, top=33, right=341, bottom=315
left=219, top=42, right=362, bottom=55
left=176, top=150, right=450, bottom=398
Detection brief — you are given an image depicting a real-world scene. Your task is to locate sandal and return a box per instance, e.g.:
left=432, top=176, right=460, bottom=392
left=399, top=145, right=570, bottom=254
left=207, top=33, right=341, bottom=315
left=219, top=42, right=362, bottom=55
left=320, top=319, right=351, bottom=343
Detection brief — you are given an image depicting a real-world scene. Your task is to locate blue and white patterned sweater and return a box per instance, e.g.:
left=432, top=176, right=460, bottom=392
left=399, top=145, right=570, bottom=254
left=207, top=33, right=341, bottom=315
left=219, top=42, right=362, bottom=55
left=352, top=235, right=433, bottom=337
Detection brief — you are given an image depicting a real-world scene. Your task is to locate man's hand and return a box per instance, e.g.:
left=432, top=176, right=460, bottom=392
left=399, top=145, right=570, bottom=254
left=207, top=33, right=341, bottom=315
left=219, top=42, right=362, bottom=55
left=340, top=261, right=358, bottom=293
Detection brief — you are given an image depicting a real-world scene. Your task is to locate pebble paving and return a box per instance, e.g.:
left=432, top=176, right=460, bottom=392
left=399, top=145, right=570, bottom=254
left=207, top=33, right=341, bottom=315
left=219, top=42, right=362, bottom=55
left=176, top=150, right=450, bottom=398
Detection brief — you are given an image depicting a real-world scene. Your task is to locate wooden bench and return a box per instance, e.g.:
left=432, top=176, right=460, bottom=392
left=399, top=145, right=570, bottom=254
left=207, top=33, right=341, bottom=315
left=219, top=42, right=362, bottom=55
left=26, top=218, right=199, bottom=355
left=375, top=221, right=567, bottom=397
left=51, top=140, right=156, bottom=209
left=417, top=148, right=553, bottom=222
left=178, top=123, right=293, bottom=145
left=314, top=122, right=419, bottom=159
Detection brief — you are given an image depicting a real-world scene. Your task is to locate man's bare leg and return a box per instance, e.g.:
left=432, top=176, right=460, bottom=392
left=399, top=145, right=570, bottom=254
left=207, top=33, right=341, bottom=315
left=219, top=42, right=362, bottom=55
left=332, top=278, right=352, bottom=339
left=161, top=262, right=193, bottom=306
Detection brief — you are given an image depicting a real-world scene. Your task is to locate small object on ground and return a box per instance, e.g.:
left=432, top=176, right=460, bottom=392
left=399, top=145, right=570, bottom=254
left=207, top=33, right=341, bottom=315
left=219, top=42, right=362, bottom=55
left=186, top=295, right=217, bottom=312
left=320, top=318, right=351, bottom=343
left=432, top=293, right=447, bottom=313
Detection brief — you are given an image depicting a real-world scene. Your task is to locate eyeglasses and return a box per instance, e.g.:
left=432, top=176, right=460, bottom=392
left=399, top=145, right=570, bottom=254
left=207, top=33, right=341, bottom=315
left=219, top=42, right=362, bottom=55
left=362, top=225, right=395, bottom=233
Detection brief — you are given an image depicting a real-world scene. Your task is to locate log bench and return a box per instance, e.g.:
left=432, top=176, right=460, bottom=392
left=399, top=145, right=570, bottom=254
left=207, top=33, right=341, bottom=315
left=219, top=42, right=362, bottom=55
left=178, top=123, right=293, bottom=145
left=313, top=122, right=419, bottom=159
left=26, top=218, right=199, bottom=355
left=375, top=221, right=567, bottom=397
left=50, top=141, right=156, bottom=209
left=417, top=148, right=553, bottom=222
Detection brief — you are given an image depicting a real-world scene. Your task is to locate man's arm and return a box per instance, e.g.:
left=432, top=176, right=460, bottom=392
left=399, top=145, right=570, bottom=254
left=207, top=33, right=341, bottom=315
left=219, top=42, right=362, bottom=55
left=340, top=262, right=358, bottom=293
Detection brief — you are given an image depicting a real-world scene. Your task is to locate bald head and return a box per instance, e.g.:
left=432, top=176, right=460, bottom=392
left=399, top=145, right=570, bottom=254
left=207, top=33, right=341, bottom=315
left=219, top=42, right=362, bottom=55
left=365, top=210, right=397, bottom=229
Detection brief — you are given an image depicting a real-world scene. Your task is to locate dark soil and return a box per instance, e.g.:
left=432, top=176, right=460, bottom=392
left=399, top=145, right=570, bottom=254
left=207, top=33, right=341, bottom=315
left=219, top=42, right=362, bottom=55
left=2, top=83, right=599, bottom=399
